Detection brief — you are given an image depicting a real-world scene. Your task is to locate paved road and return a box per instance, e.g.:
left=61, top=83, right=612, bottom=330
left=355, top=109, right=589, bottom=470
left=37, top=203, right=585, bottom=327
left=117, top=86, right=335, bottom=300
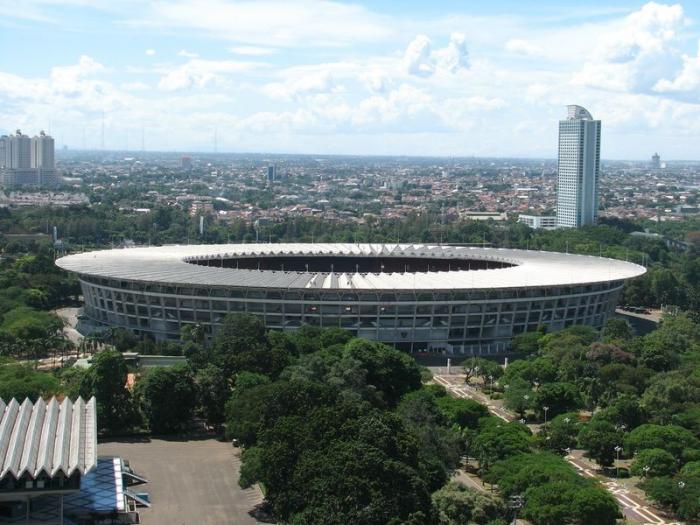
left=434, top=373, right=682, bottom=525
left=566, top=453, right=681, bottom=525
left=99, top=438, right=268, bottom=525
left=53, top=306, right=84, bottom=345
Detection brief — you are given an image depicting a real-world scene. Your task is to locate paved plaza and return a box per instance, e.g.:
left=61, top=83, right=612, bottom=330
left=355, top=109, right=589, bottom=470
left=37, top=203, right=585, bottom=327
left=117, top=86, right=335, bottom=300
left=98, top=438, right=267, bottom=525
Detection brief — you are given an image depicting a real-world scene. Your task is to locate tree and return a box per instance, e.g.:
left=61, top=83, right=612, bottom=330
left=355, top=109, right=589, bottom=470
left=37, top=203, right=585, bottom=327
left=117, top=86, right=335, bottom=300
left=436, top=396, right=489, bottom=430
left=319, top=327, right=353, bottom=349
left=484, top=452, right=579, bottom=498
left=399, top=392, right=462, bottom=491
left=630, top=449, right=677, bottom=478
left=510, top=331, right=542, bottom=356
left=502, top=378, right=533, bottom=418
left=210, top=313, right=270, bottom=377
left=533, top=382, right=581, bottom=420
left=79, top=349, right=138, bottom=434
left=523, top=481, right=619, bottom=525
left=601, top=318, right=634, bottom=342
left=641, top=371, right=700, bottom=424
left=343, top=338, right=422, bottom=407
left=0, top=306, right=63, bottom=343
left=577, top=419, right=622, bottom=467
left=472, top=420, right=531, bottom=469
left=522, top=481, right=575, bottom=525
left=0, top=364, right=60, bottom=400
left=463, top=357, right=502, bottom=385
left=542, top=413, right=581, bottom=453
left=194, top=364, right=229, bottom=428
left=569, top=485, right=620, bottom=525
left=432, top=482, right=505, bottom=525
left=625, top=424, right=700, bottom=458
left=138, top=365, right=196, bottom=434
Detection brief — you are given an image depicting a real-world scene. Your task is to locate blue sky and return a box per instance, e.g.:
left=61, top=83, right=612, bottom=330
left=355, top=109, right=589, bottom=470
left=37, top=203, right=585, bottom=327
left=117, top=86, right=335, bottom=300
left=2, top=1, right=700, bottom=159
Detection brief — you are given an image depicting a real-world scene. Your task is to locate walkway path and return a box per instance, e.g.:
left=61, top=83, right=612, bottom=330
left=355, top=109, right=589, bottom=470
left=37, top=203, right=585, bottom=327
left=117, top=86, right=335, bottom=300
left=434, top=373, right=682, bottom=525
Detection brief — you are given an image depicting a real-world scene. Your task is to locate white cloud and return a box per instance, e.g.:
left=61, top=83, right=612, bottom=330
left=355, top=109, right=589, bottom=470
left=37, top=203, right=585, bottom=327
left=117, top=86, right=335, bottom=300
left=158, top=59, right=266, bottom=91
left=121, top=81, right=149, bottom=91
left=130, top=0, right=391, bottom=48
left=404, top=35, right=435, bottom=77
left=360, top=70, right=392, bottom=93
left=504, top=38, right=542, bottom=56
left=263, top=70, right=337, bottom=100
left=178, top=49, right=199, bottom=58
left=145, top=48, right=156, bottom=56
left=50, top=55, right=106, bottom=94
left=572, top=2, right=685, bottom=92
left=404, top=33, right=470, bottom=77
left=229, top=46, right=277, bottom=56
left=654, top=40, right=700, bottom=94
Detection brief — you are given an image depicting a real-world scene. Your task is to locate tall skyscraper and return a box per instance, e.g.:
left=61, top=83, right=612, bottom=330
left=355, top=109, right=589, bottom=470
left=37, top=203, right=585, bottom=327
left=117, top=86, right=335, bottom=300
left=556, top=105, right=601, bottom=229
left=651, top=152, right=661, bottom=170
left=267, top=165, right=276, bottom=183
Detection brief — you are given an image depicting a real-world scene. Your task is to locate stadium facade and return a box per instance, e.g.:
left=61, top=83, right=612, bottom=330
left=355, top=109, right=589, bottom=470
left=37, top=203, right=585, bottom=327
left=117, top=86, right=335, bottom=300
left=56, top=244, right=646, bottom=355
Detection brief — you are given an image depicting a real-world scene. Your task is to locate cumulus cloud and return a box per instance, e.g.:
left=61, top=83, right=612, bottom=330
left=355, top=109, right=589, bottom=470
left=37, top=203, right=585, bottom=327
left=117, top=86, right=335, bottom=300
left=158, top=59, right=266, bottom=91
left=145, top=49, right=156, bottom=56
left=403, top=33, right=470, bottom=77
left=572, top=2, right=685, bottom=92
left=654, top=40, right=700, bottom=94
left=50, top=55, right=106, bottom=95
left=262, top=70, right=337, bottom=100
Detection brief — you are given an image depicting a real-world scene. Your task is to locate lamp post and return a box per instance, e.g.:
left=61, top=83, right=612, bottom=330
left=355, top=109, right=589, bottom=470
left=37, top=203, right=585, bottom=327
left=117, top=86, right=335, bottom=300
left=522, top=394, right=529, bottom=421
left=543, top=405, right=549, bottom=426
left=509, top=495, right=524, bottom=525
left=614, top=446, right=623, bottom=479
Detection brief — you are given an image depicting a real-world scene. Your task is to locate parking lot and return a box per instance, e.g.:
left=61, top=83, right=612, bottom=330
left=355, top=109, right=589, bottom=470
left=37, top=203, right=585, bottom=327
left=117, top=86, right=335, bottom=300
left=98, top=437, right=268, bottom=525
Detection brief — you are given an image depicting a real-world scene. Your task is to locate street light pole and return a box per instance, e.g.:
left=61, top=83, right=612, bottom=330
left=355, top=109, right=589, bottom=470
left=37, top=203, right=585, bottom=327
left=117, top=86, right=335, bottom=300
left=509, top=495, right=524, bottom=525
left=614, top=446, right=623, bottom=479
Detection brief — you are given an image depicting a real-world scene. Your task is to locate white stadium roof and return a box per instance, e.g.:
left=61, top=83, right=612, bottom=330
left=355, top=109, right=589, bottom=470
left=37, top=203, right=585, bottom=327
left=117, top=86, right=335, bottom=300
left=0, top=397, right=97, bottom=480
left=56, top=243, right=645, bottom=291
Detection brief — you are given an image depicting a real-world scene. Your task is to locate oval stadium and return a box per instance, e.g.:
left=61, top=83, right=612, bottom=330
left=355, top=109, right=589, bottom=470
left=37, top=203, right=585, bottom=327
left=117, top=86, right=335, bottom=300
left=56, top=243, right=646, bottom=355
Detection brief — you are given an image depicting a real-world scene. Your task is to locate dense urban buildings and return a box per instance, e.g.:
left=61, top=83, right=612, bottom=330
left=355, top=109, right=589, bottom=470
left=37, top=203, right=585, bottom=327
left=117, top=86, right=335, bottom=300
left=556, top=105, right=601, bottom=229
left=56, top=243, right=645, bottom=354
left=0, top=130, right=59, bottom=188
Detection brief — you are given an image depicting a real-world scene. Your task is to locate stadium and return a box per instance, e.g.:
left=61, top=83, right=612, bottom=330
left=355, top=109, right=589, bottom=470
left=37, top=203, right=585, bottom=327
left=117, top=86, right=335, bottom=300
left=56, top=243, right=646, bottom=355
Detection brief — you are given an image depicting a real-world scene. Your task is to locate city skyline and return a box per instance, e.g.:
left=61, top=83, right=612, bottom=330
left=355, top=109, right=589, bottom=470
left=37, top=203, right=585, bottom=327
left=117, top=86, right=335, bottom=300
left=3, top=1, right=700, bottom=159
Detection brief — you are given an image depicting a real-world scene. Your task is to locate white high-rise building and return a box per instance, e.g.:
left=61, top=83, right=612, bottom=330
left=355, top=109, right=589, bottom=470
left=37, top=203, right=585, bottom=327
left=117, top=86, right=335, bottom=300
left=31, top=131, right=55, bottom=169
left=1, top=129, right=59, bottom=187
left=556, top=105, right=601, bottom=229
left=8, top=130, right=32, bottom=169
left=0, top=136, right=7, bottom=168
